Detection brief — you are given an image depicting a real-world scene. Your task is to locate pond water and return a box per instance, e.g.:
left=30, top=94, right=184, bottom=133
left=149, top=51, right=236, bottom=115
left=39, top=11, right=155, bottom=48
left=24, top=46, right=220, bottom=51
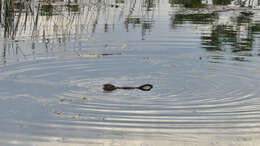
left=1, top=0, right=260, bottom=145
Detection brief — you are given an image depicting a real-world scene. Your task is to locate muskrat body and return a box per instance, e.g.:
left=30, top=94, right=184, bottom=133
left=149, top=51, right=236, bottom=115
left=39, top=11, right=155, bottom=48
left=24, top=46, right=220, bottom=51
left=103, top=84, right=153, bottom=92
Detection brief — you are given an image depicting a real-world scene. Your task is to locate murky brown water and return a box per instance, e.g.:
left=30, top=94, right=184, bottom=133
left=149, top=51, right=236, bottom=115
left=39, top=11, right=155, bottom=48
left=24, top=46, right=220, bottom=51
left=1, top=0, right=260, bottom=145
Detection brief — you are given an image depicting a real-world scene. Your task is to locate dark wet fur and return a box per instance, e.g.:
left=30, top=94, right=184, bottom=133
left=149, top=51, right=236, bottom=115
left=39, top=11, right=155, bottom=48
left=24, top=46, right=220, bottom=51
left=103, top=84, right=117, bottom=91
left=103, top=84, right=153, bottom=91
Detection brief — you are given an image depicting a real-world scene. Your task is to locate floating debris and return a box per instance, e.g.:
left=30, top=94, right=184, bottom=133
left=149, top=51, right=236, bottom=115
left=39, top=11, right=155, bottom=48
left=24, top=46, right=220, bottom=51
left=59, top=98, right=72, bottom=103
left=53, top=111, right=64, bottom=116
left=78, top=53, right=122, bottom=57
left=82, top=96, right=94, bottom=101
left=53, top=111, right=81, bottom=119
left=143, top=57, right=151, bottom=60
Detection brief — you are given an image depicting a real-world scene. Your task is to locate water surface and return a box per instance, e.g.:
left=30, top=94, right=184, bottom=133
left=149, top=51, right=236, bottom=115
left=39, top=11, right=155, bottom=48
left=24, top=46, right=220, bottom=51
left=1, top=0, right=260, bottom=145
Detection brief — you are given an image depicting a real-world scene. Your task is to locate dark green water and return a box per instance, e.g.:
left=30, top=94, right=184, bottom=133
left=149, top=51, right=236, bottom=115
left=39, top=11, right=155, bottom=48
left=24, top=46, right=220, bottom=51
left=1, top=0, right=260, bottom=145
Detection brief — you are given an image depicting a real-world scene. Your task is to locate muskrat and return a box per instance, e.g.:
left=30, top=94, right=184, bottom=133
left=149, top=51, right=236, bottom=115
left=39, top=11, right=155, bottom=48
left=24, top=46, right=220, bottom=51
left=103, top=84, right=153, bottom=92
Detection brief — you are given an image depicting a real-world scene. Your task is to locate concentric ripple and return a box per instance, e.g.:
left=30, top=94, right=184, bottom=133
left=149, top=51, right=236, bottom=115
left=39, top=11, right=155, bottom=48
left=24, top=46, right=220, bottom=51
left=61, top=61, right=260, bottom=134
left=2, top=33, right=260, bottom=146
left=1, top=40, right=260, bottom=146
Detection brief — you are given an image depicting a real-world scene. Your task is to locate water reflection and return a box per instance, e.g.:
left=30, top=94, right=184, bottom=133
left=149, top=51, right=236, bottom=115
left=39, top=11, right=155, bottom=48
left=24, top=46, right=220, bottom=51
left=169, top=0, right=203, bottom=8
left=169, top=1, right=260, bottom=62
left=1, top=0, right=260, bottom=64
left=2, top=0, right=260, bottom=146
left=201, top=12, right=260, bottom=58
left=0, top=0, right=160, bottom=64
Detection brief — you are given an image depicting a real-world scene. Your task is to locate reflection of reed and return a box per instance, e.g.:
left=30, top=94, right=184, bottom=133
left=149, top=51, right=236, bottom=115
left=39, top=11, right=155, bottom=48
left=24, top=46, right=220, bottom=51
left=0, top=0, right=159, bottom=64
left=124, top=0, right=157, bottom=39
left=0, top=0, right=2, bottom=24
left=0, top=0, right=158, bottom=38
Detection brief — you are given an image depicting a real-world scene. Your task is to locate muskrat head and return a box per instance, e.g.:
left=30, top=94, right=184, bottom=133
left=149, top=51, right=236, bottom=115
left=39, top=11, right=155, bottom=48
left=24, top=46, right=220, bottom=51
left=103, top=84, right=117, bottom=91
